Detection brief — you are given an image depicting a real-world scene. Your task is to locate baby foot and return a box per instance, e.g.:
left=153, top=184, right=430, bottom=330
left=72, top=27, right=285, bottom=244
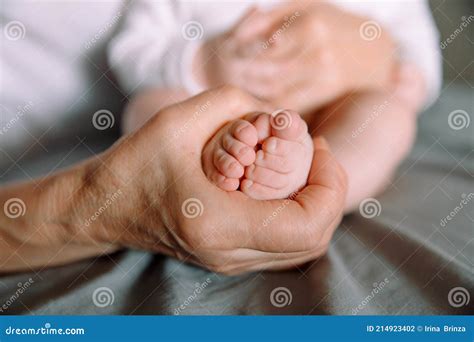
left=241, top=110, right=313, bottom=200
left=202, top=119, right=259, bottom=191
left=202, top=110, right=313, bottom=200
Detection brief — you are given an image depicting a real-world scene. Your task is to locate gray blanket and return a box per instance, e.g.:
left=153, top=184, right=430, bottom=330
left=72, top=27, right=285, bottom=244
left=0, top=84, right=472, bottom=315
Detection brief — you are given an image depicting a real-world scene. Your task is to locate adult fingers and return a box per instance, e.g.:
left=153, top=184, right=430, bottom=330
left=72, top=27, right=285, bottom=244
left=231, top=7, right=276, bottom=44
left=158, top=86, right=274, bottom=151
left=236, top=136, right=347, bottom=253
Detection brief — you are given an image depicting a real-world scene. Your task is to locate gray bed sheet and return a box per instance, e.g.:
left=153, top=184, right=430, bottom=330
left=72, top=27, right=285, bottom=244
left=0, top=83, right=473, bottom=315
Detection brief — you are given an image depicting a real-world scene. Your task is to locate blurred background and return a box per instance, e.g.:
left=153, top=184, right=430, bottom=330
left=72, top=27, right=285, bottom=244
left=430, top=0, right=473, bottom=82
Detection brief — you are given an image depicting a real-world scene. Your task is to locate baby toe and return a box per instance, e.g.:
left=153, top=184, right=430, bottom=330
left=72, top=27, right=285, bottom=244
left=240, top=179, right=280, bottom=200
left=222, top=134, right=256, bottom=166
left=218, top=177, right=240, bottom=191
left=213, top=149, right=244, bottom=179
left=262, top=136, right=294, bottom=156
left=270, top=109, right=308, bottom=142
left=231, top=120, right=259, bottom=147
left=254, top=149, right=294, bottom=174
left=251, top=113, right=272, bottom=142
left=244, top=164, right=289, bottom=189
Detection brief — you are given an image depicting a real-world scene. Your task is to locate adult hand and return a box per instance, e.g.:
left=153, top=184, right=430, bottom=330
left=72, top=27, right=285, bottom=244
left=80, top=86, right=347, bottom=274
left=201, top=2, right=396, bottom=114
left=1, top=86, right=346, bottom=275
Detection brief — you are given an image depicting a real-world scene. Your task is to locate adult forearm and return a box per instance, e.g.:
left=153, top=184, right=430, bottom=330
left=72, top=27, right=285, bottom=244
left=0, top=156, right=119, bottom=272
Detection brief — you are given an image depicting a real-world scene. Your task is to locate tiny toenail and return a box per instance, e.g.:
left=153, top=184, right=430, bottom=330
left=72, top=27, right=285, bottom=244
left=239, top=146, right=249, bottom=156
left=266, top=139, right=277, bottom=152
left=244, top=180, right=253, bottom=188
left=230, top=161, right=238, bottom=170
left=236, top=122, right=249, bottom=133
left=256, top=150, right=264, bottom=161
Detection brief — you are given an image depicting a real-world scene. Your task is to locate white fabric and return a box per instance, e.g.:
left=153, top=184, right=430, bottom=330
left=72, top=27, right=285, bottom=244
left=108, top=0, right=442, bottom=105
left=0, top=1, right=442, bottom=151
